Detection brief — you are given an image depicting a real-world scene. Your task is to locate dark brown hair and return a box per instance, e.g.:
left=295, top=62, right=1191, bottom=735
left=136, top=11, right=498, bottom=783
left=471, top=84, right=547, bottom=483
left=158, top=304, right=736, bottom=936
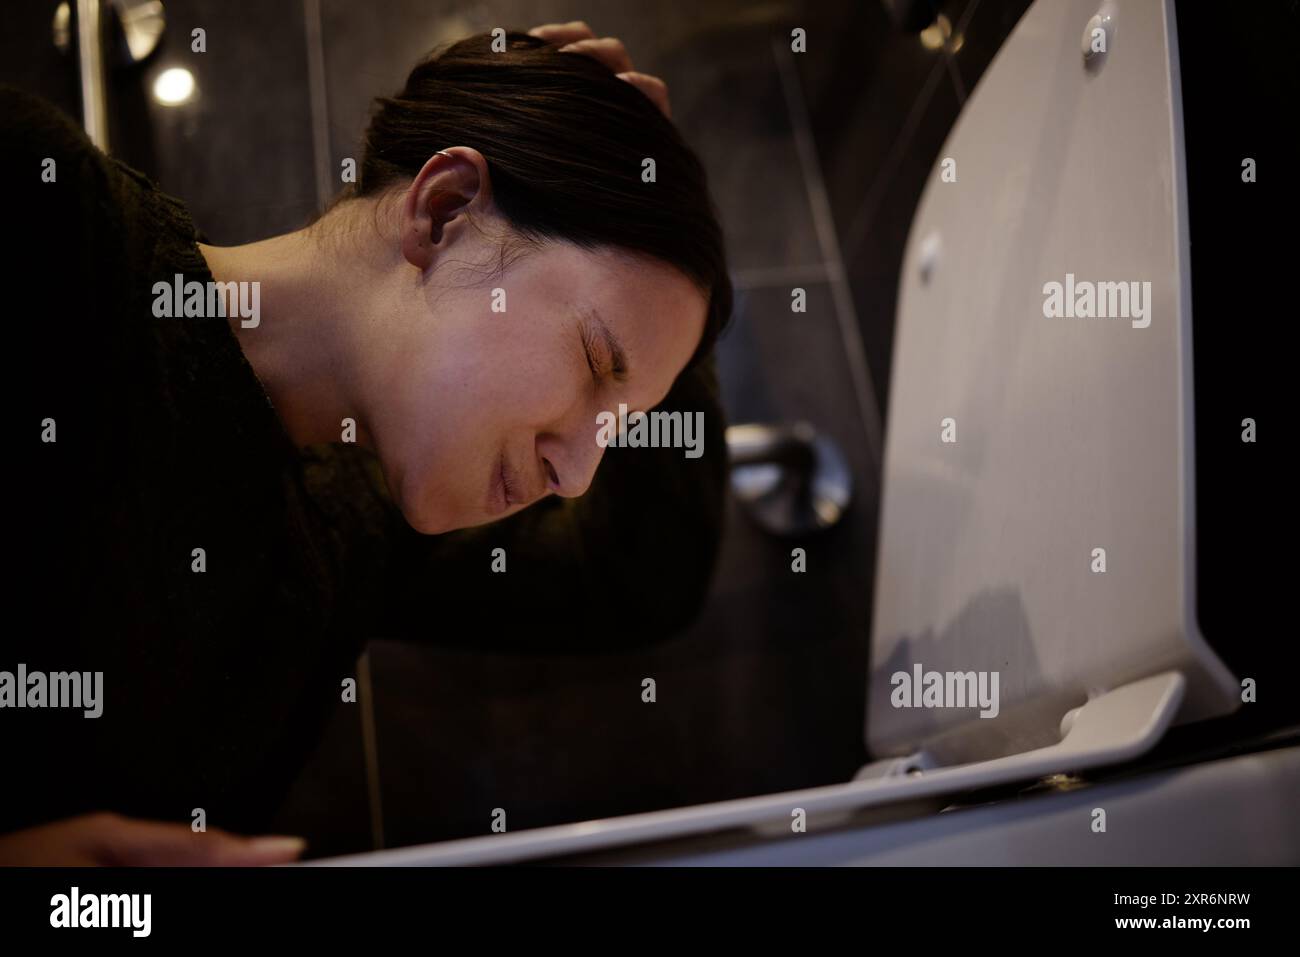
left=350, top=30, right=732, bottom=367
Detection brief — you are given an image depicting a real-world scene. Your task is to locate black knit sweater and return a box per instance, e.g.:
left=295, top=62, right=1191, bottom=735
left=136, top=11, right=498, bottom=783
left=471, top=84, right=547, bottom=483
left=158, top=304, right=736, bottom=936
left=2, top=87, right=727, bottom=835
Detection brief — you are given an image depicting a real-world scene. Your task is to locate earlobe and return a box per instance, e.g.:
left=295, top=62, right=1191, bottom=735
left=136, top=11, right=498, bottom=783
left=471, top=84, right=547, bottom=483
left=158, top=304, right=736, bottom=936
left=401, top=218, right=434, bottom=270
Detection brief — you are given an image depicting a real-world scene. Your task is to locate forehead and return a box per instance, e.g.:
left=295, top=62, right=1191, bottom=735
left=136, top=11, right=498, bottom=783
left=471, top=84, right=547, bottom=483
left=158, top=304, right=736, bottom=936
left=527, top=243, right=708, bottom=404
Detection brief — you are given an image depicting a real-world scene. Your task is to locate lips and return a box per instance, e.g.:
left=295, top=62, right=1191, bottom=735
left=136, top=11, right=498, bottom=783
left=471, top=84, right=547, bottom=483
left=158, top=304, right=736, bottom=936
left=490, top=453, right=512, bottom=514
left=490, top=451, right=542, bottom=515
left=499, top=456, right=512, bottom=508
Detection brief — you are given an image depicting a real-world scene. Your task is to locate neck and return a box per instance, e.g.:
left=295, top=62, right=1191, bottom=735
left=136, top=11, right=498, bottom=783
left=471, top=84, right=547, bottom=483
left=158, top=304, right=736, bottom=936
left=199, top=225, right=376, bottom=449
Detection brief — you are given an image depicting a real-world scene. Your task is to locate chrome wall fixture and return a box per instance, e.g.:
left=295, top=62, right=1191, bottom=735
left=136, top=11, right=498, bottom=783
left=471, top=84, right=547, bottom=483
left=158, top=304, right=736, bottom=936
left=53, top=0, right=167, bottom=152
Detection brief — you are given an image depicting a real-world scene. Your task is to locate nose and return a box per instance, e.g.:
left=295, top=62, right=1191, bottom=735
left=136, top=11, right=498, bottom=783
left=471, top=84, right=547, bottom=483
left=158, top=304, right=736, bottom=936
left=536, top=421, right=607, bottom=499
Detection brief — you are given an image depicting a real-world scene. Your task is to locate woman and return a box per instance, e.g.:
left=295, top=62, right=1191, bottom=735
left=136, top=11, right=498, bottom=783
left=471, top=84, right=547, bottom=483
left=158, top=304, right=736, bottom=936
left=1, top=22, right=731, bottom=864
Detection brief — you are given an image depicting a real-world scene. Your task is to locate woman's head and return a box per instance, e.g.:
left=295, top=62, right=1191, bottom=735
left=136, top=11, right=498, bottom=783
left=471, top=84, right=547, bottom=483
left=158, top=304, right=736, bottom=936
left=328, top=30, right=731, bottom=534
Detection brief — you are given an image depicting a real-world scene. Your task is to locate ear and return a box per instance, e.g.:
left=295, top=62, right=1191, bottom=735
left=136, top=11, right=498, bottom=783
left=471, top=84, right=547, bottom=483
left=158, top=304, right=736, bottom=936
left=400, top=147, right=493, bottom=270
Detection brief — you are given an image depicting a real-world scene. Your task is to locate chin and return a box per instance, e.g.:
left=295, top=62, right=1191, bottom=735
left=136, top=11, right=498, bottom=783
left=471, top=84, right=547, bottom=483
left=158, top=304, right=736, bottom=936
left=401, top=508, right=454, bottom=536
left=388, top=469, right=453, bottom=535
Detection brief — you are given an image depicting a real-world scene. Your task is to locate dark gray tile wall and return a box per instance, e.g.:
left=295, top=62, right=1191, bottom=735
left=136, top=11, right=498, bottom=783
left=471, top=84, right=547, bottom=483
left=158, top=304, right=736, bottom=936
left=0, top=0, right=1031, bottom=858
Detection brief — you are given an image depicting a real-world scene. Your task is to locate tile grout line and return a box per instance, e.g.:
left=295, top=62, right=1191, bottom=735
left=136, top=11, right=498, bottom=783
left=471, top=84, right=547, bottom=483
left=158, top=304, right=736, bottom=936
left=945, top=50, right=968, bottom=104
left=772, top=36, right=884, bottom=484
left=845, top=0, right=983, bottom=264
left=732, top=262, right=835, bottom=291
left=841, top=48, right=950, bottom=264
left=356, top=650, right=385, bottom=850
left=946, top=0, right=984, bottom=106
left=303, top=0, right=334, bottom=212
left=955, top=0, right=985, bottom=39
left=303, top=0, right=385, bottom=851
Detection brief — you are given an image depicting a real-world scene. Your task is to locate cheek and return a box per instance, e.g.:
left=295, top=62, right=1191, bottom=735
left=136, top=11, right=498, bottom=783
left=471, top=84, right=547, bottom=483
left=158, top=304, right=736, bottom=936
left=451, top=307, right=585, bottom=420
left=438, top=314, right=563, bottom=426
left=381, top=306, right=575, bottom=525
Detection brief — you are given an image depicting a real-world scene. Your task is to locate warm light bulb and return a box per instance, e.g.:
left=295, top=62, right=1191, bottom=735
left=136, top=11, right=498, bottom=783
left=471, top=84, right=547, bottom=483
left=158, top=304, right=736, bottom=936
left=152, top=67, right=195, bottom=106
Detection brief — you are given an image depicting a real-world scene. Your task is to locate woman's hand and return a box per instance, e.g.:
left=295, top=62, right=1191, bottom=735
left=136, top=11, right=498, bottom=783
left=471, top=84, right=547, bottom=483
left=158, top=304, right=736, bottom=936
left=0, top=812, right=306, bottom=866
left=528, top=20, right=672, bottom=119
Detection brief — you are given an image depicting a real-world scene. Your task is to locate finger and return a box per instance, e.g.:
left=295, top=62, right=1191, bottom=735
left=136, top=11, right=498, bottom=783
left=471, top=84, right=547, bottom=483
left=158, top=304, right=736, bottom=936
left=0, top=819, right=101, bottom=866
left=526, top=21, right=596, bottom=45
left=106, top=818, right=306, bottom=867
left=556, top=37, right=635, bottom=75
left=617, top=71, right=672, bottom=119
left=209, top=834, right=307, bottom=867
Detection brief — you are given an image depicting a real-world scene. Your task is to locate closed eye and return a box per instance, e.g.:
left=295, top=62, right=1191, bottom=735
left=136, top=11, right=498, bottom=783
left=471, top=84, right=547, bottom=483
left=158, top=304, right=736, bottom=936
left=580, top=323, right=603, bottom=384
left=581, top=308, right=630, bottom=385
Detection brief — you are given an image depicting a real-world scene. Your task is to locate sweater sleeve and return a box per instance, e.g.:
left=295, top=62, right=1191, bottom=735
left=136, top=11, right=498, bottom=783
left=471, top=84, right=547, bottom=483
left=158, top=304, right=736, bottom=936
left=369, top=352, right=729, bottom=654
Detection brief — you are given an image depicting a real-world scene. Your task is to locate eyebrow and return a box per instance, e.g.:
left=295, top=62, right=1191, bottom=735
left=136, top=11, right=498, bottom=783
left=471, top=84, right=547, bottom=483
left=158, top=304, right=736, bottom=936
left=586, top=307, right=629, bottom=384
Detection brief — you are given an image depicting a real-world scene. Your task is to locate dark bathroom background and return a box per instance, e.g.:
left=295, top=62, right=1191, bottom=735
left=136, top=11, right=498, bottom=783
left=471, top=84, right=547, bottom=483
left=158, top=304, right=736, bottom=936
left=3, top=0, right=1031, bottom=857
